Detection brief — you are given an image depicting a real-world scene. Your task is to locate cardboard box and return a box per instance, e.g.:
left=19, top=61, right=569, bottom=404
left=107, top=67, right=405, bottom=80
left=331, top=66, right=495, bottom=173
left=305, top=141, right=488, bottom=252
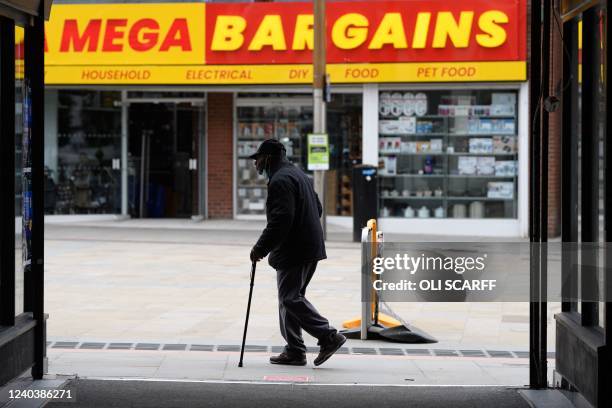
left=398, top=116, right=416, bottom=133
left=430, top=139, right=443, bottom=152
left=487, top=182, right=514, bottom=199
left=502, top=119, right=515, bottom=134
left=469, top=138, right=493, bottom=154
left=416, top=141, right=431, bottom=153
left=479, top=119, right=493, bottom=133
left=379, top=156, right=397, bottom=175
left=416, top=121, right=433, bottom=134
left=491, top=104, right=516, bottom=116
left=379, top=120, right=402, bottom=135
left=458, top=156, right=477, bottom=175
left=476, top=157, right=496, bottom=175
left=495, top=160, right=518, bottom=177
left=379, top=137, right=401, bottom=153
left=493, top=135, right=517, bottom=153
left=401, top=141, right=417, bottom=153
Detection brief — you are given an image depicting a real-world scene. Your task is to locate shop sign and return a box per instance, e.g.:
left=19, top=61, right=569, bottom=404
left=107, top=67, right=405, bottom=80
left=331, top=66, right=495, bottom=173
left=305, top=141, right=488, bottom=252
left=45, top=4, right=205, bottom=66
left=40, top=1, right=527, bottom=85
left=307, top=134, right=330, bottom=171
left=206, top=1, right=525, bottom=65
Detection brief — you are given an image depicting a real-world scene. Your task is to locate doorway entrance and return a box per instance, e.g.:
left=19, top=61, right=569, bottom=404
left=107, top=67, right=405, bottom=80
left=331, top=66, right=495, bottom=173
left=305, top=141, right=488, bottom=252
left=127, top=99, right=204, bottom=218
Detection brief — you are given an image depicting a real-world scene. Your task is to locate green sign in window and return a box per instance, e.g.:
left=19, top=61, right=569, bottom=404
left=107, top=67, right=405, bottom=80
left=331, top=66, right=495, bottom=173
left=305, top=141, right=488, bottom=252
left=307, top=133, right=329, bottom=171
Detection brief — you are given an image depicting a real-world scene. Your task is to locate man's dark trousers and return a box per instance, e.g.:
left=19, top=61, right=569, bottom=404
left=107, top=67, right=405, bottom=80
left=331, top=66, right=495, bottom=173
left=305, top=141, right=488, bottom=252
left=277, top=261, right=336, bottom=355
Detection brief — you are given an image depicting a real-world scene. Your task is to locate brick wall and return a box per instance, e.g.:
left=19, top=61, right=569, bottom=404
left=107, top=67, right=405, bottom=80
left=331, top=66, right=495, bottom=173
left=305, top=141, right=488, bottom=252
left=207, top=92, right=234, bottom=218
left=527, top=0, right=562, bottom=237
left=548, top=0, right=562, bottom=237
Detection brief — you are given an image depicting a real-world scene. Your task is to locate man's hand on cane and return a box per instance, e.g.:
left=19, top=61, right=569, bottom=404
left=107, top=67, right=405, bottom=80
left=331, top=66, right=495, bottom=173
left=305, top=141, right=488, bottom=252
left=250, top=247, right=263, bottom=263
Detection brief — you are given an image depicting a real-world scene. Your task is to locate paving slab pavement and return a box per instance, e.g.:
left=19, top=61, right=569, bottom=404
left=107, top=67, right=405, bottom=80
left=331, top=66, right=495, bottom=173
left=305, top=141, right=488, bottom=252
left=43, top=220, right=557, bottom=351
left=47, top=347, right=547, bottom=386
left=38, top=219, right=557, bottom=387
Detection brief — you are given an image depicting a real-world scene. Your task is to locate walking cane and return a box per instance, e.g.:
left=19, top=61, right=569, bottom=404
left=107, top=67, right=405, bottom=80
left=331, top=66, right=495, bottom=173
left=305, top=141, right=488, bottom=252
left=238, top=261, right=257, bottom=367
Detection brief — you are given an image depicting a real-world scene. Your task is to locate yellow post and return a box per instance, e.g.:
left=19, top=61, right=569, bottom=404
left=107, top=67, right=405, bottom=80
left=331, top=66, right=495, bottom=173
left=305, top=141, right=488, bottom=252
left=367, top=219, right=377, bottom=322
left=342, top=218, right=402, bottom=330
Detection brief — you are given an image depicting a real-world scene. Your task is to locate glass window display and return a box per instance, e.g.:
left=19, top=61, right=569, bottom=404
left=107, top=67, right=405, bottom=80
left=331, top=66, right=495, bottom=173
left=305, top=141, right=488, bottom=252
left=47, top=90, right=122, bottom=214
left=378, top=90, right=519, bottom=219
left=326, top=94, right=362, bottom=216
left=236, top=99, right=313, bottom=216
left=235, top=94, right=362, bottom=217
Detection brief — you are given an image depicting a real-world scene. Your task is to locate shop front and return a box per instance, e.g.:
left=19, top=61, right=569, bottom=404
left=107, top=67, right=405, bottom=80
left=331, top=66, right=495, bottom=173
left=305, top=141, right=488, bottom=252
left=44, top=89, right=206, bottom=218
left=40, top=0, right=528, bottom=235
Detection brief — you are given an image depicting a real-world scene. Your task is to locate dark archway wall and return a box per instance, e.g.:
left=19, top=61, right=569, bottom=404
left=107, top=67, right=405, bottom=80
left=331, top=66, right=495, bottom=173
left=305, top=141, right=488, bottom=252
left=0, top=0, right=47, bottom=387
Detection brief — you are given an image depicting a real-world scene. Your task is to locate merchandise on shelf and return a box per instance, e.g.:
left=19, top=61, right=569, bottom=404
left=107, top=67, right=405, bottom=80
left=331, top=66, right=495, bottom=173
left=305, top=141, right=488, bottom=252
left=469, top=201, right=485, bottom=218
left=416, top=141, right=431, bottom=152
left=399, top=117, right=417, bottom=133
left=467, top=118, right=515, bottom=134
left=487, top=182, right=514, bottom=199
left=452, top=204, right=467, bottom=218
left=418, top=206, right=430, bottom=218
left=458, top=156, right=478, bottom=175
left=379, top=137, right=402, bottom=153
left=423, top=156, right=434, bottom=174
left=239, top=123, right=253, bottom=138
left=440, top=95, right=476, bottom=105
left=275, top=122, right=288, bottom=138
left=469, top=138, right=493, bottom=154
left=378, top=89, right=519, bottom=220
left=379, top=117, right=416, bottom=134
left=416, top=121, right=434, bottom=134
left=493, top=135, right=517, bottom=153
left=490, top=104, right=516, bottom=116
left=492, top=93, right=517, bottom=106
left=414, top=93, right=428, bottom=116
left=237, top=141, right=261, bottom=157
left=379, top=120, right=401, bottom=134
left=379, top=156, right=397, bottom=175
left=494, top=160, right=518, bottom=177
left=401, top=141, right=417, bottom=153
left=430, top=139, right=443, bottom=152
left=437, top=104, right=516, bottom=117
left=476, top=157, right=496, bottom=175
left=380, top=92, right=428, bottom=118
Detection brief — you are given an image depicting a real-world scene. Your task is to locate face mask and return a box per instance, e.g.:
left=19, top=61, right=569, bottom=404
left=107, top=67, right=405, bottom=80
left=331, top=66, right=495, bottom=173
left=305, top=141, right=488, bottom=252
left=256, top=156, right=271, bottom=177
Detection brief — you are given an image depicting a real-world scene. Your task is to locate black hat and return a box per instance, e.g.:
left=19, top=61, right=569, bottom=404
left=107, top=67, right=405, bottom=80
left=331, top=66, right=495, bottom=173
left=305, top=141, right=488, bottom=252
left=248, top=139, right=286, bottom=159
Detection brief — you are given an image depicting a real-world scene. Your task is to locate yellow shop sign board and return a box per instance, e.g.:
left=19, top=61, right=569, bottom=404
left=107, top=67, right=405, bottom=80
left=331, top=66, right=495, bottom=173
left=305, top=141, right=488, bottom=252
left=44, top=61, right=527, bottom=85
left=39, top=2, right=527, bottom=85
left=45, top=4, right=205, bottom=66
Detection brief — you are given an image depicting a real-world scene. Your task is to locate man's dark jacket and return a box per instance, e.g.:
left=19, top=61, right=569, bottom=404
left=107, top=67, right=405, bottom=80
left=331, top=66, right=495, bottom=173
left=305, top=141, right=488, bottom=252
left=253, top=160, right=326, bottom=270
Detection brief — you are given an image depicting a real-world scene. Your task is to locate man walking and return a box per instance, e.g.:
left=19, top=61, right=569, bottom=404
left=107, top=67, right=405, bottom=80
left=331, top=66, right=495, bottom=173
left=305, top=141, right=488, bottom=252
left=249, top=139, right=346, bottom=366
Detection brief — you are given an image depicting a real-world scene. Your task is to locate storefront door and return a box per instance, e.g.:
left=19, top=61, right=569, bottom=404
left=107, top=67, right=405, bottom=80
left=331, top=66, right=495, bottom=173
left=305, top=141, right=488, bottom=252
left=127, top=101, right=204, bottom=218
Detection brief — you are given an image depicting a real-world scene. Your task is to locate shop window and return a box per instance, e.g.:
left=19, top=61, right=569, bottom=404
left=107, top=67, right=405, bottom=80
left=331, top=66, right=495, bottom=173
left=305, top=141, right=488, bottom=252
left=46, top=90, right=122, bottom=214
left=235, top=94, right=362, bottom=217
left=378, top=90, right=519, bottom=219
left=326, top=94, right=362, bottom=216
left=236, top=99, right=313, bottom=216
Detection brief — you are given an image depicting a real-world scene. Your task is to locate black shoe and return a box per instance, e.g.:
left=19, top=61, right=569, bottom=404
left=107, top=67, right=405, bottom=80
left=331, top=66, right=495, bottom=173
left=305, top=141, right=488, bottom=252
left=314, top=333, right=346, bottom=366
left=270, top=352, right=307, bottom=366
